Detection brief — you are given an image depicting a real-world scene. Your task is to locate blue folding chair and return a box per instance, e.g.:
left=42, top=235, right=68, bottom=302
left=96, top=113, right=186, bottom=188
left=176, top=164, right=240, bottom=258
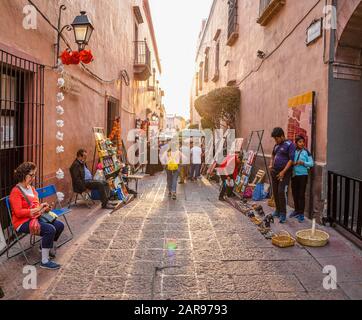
left=4, top=197, right=41, bottom=265
left=36, top=185, right=73, bottom=248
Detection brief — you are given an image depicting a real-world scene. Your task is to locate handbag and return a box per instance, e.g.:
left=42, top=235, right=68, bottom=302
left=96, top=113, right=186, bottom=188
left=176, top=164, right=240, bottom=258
left=39, top=212, right=58, bottom=224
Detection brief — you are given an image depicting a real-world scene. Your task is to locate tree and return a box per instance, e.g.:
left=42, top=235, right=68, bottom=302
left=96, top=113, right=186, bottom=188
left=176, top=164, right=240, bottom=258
left=194, top=87, right=241, bottom=129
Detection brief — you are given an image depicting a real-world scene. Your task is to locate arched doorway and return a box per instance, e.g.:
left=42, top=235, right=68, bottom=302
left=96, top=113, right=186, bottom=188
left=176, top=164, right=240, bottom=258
left=327, top=0, right=362, bottom=240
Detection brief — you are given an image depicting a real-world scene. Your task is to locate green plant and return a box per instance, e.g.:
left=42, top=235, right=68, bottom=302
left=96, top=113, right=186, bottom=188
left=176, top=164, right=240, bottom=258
left=194, top=87, right=240, bottom=129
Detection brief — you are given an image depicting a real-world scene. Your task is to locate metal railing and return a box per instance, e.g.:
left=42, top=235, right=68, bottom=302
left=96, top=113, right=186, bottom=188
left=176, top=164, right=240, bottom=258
left=134, top=41, right=151, bottom=68
left=328, top=171, right=362, bottom=240
left=227, top=0, right=238, bottom=39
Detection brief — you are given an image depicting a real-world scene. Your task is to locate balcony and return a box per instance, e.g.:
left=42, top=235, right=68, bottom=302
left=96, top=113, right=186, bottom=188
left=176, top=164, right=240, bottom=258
left=134, top=41, right=152, bottom=81
left=227, top=0, right=239, bottom=46
left=257, top=0, right=285, bottom=26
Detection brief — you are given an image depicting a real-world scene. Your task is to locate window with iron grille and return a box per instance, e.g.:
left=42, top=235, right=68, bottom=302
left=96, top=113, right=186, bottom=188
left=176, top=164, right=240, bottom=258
left=199, top=65, right=203, bottom=91
left=204, top=50, right=209, bottom=83
left=257, top=0, right=286, bottom=26
left=0, top=49, right=44, bottom=247
left=213, top=42, right=220, bottom=82
left=227, top=0, right=239, bottom=46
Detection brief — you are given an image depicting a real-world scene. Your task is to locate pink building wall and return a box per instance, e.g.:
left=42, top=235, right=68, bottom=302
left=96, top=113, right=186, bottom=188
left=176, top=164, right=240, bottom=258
left=0, top=0, right=162, bottom=197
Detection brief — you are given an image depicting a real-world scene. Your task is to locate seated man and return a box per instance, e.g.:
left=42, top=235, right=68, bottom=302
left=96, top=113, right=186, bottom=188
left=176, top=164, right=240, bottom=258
left=70, top=149, right=119, bottom=210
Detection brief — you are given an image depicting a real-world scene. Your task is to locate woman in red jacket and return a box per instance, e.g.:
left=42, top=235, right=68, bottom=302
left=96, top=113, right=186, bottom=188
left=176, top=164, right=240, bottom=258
left=9, top=162, right=64, bottom=270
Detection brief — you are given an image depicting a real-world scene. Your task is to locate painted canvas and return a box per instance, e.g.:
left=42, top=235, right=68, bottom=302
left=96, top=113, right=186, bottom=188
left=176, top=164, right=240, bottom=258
left=287, top=91, right=314, bottom=150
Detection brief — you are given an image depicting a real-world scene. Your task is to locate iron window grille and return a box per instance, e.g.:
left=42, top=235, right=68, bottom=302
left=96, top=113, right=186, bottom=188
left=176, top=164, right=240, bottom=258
left=0, top=49, right=44, bottom=249
left=227, top=0, right=238, bottom=44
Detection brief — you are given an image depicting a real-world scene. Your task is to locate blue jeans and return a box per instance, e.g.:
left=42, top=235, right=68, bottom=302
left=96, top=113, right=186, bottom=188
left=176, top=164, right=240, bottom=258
left=190, top=164, right=201, bottom=179
left=166, top=169, right=179, bottom=193
left=18, top=220, right=65, bottom=249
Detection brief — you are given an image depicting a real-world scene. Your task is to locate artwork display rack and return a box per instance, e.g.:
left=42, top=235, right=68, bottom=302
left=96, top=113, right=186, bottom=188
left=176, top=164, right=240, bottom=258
left=234, top=130, right=271, bottom=200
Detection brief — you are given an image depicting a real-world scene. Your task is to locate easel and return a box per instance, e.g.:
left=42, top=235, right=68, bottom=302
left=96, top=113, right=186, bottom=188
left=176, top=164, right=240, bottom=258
left=234, top=130, right=271, bottom=201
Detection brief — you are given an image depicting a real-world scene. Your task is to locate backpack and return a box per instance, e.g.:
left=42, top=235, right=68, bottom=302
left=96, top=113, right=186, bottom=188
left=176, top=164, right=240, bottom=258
left=167, top=157, right=179, bottom=171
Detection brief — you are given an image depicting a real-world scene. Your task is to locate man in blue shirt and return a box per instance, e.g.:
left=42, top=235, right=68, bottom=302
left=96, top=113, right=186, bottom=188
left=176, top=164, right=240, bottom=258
left=269, top=128, right=296, bottom=223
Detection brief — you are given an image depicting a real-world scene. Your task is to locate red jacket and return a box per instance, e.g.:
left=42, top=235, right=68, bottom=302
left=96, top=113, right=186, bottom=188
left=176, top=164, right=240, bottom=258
left=9, top=186, right=40, bottom=230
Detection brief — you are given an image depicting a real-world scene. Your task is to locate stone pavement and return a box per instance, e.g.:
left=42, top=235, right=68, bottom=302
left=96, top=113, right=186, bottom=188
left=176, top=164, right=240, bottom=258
left=3, top=173, right=362, bottom=300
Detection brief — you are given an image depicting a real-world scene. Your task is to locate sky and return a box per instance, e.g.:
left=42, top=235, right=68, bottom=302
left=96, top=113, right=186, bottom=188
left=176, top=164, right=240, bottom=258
left=149, top=0, right=213, bottom=120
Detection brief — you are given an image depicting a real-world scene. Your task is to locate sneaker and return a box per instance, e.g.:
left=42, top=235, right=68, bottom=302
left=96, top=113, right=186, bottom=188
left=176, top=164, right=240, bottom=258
left=40, top=261, right=61, bottom=270
left=289, top=211, right=300, bottom=219
left=279, top=214, right=287, bottom=224
left=172, top=193, right=177, bottom=200
left=298, top=215, right=305, bottom=223
left=168, top=192, right=172, bottom=197
left=272, top=211, right=281, bottom=218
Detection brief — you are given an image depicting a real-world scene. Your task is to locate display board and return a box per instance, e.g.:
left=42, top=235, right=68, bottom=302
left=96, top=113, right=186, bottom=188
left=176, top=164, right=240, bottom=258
left=93, top=127, right=122, bottom=178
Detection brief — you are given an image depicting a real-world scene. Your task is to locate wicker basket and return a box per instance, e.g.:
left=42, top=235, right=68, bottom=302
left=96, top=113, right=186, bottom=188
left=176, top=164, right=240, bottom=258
left=296, top=229, right=329, bottom=247
left=272, top=231, right=296, bottom=248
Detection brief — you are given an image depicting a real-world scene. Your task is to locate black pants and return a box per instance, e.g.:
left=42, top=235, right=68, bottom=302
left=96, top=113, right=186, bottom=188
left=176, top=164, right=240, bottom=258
left=291, top=175, right=308, bottom=215
left=85, top=180, right=110, bottom=207
left=219, top=175, right=234, bottom=199
left=271, top=169, right=292, bottom=215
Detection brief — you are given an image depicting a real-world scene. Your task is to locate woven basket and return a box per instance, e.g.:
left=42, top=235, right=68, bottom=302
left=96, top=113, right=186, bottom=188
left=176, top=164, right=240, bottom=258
left=296, top=229, right=329, bottom=247
left=272, top=231, right=296, bottom=248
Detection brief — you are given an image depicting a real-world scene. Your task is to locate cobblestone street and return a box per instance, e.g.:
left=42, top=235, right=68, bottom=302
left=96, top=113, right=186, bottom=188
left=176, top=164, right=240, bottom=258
left=15, top=173, right=358, bottom=300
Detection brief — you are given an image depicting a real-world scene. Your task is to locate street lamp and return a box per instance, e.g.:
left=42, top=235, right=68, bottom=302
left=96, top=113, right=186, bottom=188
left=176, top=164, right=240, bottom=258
left=71, top=11, right=94, bottom=52
left=54, top=6, right=94, bottom=67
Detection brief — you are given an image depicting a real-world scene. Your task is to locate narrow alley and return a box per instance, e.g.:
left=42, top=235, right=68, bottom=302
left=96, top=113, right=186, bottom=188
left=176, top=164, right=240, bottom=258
left=17, top=173, right=360, bottom=301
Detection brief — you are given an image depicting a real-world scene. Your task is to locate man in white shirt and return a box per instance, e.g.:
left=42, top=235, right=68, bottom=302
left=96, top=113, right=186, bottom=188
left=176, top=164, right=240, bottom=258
left=179, top=140, right=190, bottom=184
left=190, top=140, right=202, bottom=181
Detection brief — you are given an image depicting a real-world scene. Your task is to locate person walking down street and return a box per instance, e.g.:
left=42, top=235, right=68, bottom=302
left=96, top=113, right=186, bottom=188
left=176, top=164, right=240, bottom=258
left=190, top=141, right=202, bottom=181
left=162, top=149, right=180, bottom=200
left=270, top=128, right=296, bottom=224
left=9, top=162, right=64, bottom=270
left=290, top=135, right=314, bottom=223
left=179, top=141, right=190, bottom=184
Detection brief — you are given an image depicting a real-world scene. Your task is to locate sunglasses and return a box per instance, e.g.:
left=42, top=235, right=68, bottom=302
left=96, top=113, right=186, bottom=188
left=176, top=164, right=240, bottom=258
left=27, top=173, right=36, bottom=178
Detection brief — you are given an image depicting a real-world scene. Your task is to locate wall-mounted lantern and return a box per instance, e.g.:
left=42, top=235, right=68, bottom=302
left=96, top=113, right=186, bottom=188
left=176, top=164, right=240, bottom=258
left=71, top=11, right=94, bottom=52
